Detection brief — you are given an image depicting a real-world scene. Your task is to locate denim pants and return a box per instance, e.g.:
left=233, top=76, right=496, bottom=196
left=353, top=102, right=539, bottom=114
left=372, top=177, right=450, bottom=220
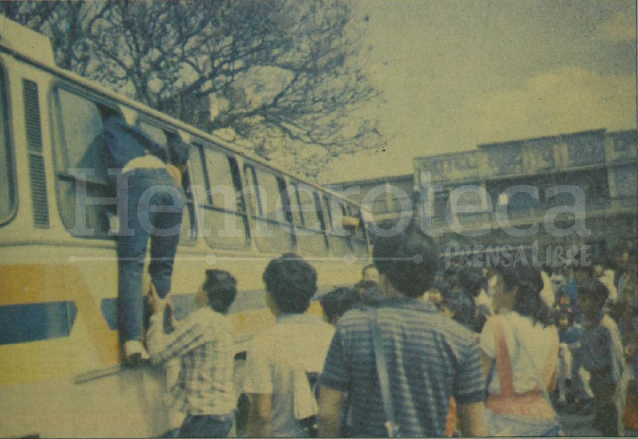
left=178, top=414, right=234, bottom=438
left=116, top=168, right=184, bottom=342
left=485, top=408, right=561, bottom=436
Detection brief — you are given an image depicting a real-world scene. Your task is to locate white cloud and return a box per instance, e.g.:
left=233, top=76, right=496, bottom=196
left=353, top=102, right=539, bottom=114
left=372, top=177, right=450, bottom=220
left=596, top=10, right=636, bottom=42
left=468, top=67, right=636, bottom=144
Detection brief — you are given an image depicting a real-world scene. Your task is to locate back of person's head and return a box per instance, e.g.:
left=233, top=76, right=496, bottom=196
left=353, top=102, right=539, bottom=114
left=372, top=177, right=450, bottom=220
left=361, top=264, right=379, bottom=283
left=169, top=137, right=190, bottom=166
left=578, top=278, right=609, bottom=307
left=203, top=269, right=237, bottom=314
left=458, top=267, right=484, bottom=298
left=263, top=253, right=317, bottom=314
left=494, top=263, right=554, bottom=326
left=372, top=224, right=438, bottom=298
left=320, top=287, right=361, bottom=324
left=443, top=264, right=459, bottom=281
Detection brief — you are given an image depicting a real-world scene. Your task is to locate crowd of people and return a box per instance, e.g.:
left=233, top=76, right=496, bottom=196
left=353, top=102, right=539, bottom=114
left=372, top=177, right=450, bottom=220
left=139, top=223, right=637, bottom=437
left=94, top=90, right=637, bottom=438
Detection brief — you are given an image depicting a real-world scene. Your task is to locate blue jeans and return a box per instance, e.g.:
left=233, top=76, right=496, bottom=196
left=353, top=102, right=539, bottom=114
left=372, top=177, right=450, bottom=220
left=178, top=414, right=234, bottom=438
left=116, top=168, right=184, bottom=342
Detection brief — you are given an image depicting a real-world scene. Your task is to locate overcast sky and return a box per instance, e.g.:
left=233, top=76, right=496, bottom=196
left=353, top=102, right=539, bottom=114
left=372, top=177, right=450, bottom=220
left=319, top=0, right=637, bottom=183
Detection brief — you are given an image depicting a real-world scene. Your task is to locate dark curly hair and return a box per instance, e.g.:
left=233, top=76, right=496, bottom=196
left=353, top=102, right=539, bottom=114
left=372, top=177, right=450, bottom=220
left=203, top=269, right=237, bottom=314
left=263, top=253, right=317, bottom=314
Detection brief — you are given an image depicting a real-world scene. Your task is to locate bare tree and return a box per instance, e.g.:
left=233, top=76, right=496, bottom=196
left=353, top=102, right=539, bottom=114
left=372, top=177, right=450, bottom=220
left=2, top=0, right=383, bottom=179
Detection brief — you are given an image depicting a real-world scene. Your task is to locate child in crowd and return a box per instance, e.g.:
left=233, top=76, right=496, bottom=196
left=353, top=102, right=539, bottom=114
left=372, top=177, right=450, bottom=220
left=578, top=279, right=628, bottom=436
left=320, top=287, right=361, bottom=326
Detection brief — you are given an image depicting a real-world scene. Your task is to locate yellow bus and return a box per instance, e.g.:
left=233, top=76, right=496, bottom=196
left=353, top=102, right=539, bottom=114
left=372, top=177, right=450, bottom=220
left=0, top=16, right=372, bottom=438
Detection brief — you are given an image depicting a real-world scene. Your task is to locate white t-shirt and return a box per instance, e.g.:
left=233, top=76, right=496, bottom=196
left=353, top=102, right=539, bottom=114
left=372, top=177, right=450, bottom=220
left=480, top=312, right=558, bottom=394
left=243, top=313, right=335, bottom=437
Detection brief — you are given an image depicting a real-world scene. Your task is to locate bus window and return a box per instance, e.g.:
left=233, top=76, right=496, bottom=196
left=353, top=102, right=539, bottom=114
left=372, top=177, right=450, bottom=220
left=322, top=195, right=352, bottom=256
left=289, top=183, right=328, bottom=256
left=243, top=165, right=261, bottom=217
left=246, top=164, right=295, bottom=254
left=164, top=133, right=196, bottom=245
left=294, top=184, right=323, bottom=231
left=53, top=88, right=112, bottom=239
left=321, top=195, right=333, bottom=232
left=190, top=144, right=249, bottom=250
left=0, top=67, right=15, bottom=225
left=254, top=170, right=286, bottom=222
left=346, top=204, right=369, bottom=258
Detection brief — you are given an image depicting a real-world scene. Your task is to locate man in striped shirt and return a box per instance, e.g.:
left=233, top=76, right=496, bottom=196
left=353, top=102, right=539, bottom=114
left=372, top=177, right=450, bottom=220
left=318, top=226, right=487, bottom=437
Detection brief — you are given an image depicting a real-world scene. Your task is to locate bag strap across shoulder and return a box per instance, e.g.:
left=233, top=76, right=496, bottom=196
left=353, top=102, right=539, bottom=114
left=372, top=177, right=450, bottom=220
left=491, top=315, right=516, bottom=396
left=370, top=309, right=400, bottom=438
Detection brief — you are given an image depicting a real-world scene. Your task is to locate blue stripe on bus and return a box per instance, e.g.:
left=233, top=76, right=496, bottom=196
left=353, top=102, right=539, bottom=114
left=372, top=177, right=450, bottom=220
left=99, top=285, right=336, bottom=330
left=0, top=301, right=78, bottom=345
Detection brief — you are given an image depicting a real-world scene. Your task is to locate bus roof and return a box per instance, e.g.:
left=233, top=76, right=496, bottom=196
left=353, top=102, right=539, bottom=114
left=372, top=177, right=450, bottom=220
left=0, top=16, right=368, bottom=212
left=0, top=15, right=55, bottom=66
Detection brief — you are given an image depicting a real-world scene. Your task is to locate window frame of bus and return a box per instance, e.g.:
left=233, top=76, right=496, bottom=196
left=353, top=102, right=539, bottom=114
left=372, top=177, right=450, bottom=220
left=188, top=141, right=250, bottom=250
left=134, top=116, right=197, bottom=246
left=345, top=203, right=370, bottom=257
left=321, top=195, right=353, bottom=256
left=0, top=63, right=17, bottom=227
left=286, top=181, right=330, bottom=256
left=243, top=163, right=297, bottom=254
left=51, top=85, right=119, bottom=240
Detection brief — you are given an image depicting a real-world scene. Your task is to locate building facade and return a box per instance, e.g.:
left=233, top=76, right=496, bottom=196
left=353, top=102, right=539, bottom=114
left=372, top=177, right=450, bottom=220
left=328, top=128, right=637, bottom=263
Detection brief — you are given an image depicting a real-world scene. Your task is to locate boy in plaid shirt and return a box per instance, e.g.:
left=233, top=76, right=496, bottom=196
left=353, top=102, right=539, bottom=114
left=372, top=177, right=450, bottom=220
left=147, top=270, right=238, bottom=438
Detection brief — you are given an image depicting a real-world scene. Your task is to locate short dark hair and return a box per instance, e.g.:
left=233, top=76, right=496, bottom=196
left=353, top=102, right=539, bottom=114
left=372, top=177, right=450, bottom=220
left=493, top=263, right=554, bottom=326
left=203, top=269, right=237, bottom=314
left=372, top=226, right=438, bottom=298
left=263, top=253, right=317, bottom=314
left=578, top=278, right=609, bottom=306
left=362, top=264, right=376, bottom=276
left=169, top=137, right=190, bottom=166
left=458, top=268, right=485, bottom=298
left=320, top=287, right=361, bottom=323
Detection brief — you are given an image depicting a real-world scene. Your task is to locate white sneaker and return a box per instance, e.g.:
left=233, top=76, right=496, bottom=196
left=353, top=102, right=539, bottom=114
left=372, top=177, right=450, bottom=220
left=124, top=340, right=150, bottom=363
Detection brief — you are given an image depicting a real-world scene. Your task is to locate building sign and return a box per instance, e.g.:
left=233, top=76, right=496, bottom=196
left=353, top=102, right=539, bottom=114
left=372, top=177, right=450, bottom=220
left=416, top=152, right=478, bottom=183
left=523, top=138, right=556, bottom=173
left=561, top=130, right=605, bottom=168
left=482, top=141, right=524, bottom=177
